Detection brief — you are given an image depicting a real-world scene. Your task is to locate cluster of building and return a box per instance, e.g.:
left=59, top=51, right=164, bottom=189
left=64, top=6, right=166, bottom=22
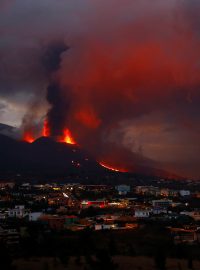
left=135, top=185, right=191, bottom=197
left=0, top=179, right=200, bottom=246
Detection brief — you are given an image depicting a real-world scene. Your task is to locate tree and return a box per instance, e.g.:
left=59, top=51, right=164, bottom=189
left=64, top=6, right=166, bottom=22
left=109, top=236, right=117, bottom=256
left=0, top=244, right=13, bottom=270
left=75, top=255, right=82, bottom=266
left=188, top=258, right=194, bottom=270
left=154, top=249, right=166, bottom=270
left=43, top=262, right=49, bottom=270
left=86, top=249, right=118, bottom=270
left=58, top=250, right=69, bottom=268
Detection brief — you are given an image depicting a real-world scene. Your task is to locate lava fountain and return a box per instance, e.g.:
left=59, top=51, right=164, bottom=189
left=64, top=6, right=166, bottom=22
left=42, top=120, right=50, bottom=137
left=23, top=131, right=34, bottom=143
left=55, top=128, right=76, bottom=145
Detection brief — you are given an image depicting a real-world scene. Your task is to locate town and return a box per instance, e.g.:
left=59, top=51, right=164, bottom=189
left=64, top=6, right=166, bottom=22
left=1, top=176, right=200, bottom=269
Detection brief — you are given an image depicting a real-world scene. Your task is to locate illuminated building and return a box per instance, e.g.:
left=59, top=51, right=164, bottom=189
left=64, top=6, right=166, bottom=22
left=81, top=200, right=107, bottom=209
left=152, top=199, right=172, bottom=208
left=115, top=185, right=131, bottom=195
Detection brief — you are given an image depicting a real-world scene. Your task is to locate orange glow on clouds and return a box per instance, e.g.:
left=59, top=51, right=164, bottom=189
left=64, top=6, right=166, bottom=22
left=75, top=107, right=101, bottom=129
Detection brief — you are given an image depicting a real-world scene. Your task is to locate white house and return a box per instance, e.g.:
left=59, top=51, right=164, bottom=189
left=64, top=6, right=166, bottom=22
left=152, top=199, right=172, bottom=208
left=94, top=224, right=117, bottom=230
left=115, top=185, right=131, bottom=195
left=180, top=211, right=200, bottom=221
left=179, top=190, right=191, bottom=197
left=8, top=205, right=29, bottom=218
left=0, top=211, right=7, bottom=219
left=152, top=207, right=168, bottom=215
left=29, top=212, right=43, bottom=221
left=134, top=209, right=152, bottom=218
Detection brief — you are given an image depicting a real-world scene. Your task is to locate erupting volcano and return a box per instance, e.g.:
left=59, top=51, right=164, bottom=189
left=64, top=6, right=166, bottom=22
left=23, top=122, right=76, bottom=146
left=22, top=124, right=128, bottom=173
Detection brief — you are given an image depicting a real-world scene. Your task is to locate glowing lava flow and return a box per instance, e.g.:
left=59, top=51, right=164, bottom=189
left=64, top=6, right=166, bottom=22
left=60, top=129, right=76, bottom=145
left=99, top=162, right=127, bottom=172
left=23, top=132, right=34, bottom=143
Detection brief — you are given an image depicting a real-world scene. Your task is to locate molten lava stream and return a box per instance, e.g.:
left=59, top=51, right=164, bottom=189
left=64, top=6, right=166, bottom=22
left=99, top=162, right=127, bottom=172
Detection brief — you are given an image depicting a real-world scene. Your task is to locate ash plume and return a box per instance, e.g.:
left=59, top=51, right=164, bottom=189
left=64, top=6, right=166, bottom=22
left=41, top=42, right=69, bottom=74
left=21, top=100, right=44, bottom=139
left=46, top=82, right=71, bottom=136
left=42, top=41, right=70, bottom=136
left=21, top=41, right=69, bottom=139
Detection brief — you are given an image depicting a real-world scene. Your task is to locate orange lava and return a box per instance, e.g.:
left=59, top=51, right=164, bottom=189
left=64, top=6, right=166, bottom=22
left=99, top=162, right=127, bottom=173
left=42, top=120, right=50, bottom=137
left=60, top=129, right=76, bottom=145
left=23, top=132, right=34, bottom=143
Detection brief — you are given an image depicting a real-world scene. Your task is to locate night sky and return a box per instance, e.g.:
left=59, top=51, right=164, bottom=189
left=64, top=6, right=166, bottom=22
left=0, top=0, right=200, bottom=178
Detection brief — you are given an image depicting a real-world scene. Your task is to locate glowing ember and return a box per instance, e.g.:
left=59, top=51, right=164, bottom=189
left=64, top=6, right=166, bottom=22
left=60, top=129, right=76, bottom=145
left=99, top=162, right=127, bottom=172
left=42, top=120, right=50, bottom=137
left=23, top=132, right=34, bottom=143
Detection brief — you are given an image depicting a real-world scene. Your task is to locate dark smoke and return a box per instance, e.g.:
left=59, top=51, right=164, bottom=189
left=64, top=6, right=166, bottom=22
left=41, top=42, right=69, bottom=74
left=42, top=41, right=70, bottom=136
left=21, top=41, right=69, bottom=137
left=46, top=83, right=71, bottom=136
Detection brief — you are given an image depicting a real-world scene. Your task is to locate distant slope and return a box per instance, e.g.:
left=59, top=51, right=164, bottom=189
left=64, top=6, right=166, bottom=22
left=0, top=123, right=20, bottom=139
left=0, top=134, right=182, bottom=179
left=0, top=134, right=103, bottom=175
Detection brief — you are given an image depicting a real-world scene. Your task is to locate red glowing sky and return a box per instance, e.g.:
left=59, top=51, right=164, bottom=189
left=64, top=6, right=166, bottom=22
left=1, top=0, right=200, bottom=178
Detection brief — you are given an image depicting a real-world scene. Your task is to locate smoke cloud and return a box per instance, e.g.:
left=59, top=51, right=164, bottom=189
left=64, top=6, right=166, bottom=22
left=0, top=0, right=200, bottom=178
